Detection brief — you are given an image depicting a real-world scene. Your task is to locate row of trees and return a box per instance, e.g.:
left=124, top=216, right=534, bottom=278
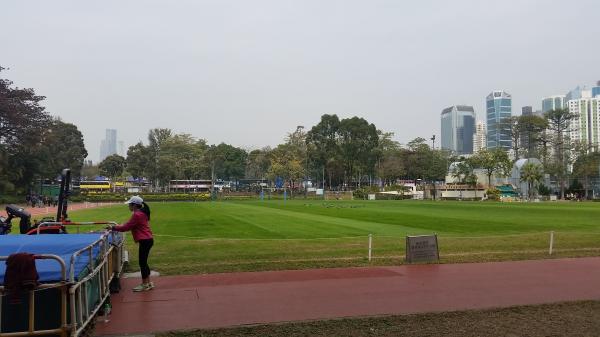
left=0, top=66, right=87, bottom=193
left=95, top=108, right=600, bottom=199
left=94, top=114, right=457, bottom=191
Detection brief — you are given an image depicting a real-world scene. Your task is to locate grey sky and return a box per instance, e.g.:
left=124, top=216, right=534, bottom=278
left=2, top=0, right=599, bottom=162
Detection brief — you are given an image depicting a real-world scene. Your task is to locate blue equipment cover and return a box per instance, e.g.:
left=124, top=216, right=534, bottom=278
left=0, top=233, right=119, bottom=284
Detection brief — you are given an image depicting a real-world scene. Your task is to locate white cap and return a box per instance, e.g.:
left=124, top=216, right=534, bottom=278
left=124, top=195, right=144, bottom=205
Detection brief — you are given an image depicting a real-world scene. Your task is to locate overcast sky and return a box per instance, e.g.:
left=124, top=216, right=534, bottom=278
left=2, top=0, right=599, bottom=162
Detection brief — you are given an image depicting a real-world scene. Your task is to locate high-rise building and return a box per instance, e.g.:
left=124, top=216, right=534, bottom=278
left=118, top=141, right=125, bottom=157
left=441, top=105, right=476, bottom=155
left=486, top=91, right=512, bottom=150
left=566, top=86, right=582, bottom=102
left=567, top=89, right=600, bottom=149
left=592, top=80, right=600, bottom=98
left=473, top=120, right=486, bottom=153
left=542, top=95, right=566, bottom=113
left=100, top=129, right=117, bottom=161
left=522, top=106, right=543, bottom=117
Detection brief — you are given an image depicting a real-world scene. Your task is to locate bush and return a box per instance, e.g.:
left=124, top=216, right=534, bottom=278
left=353, top=186, right=381, bottom=199
left=0, top=195, right=25, bottom=205
left=486, top=188, right=500, bottom=201
left=71, top=193, right=211, bottom=203
left=537, top=184, right=551, bottom=196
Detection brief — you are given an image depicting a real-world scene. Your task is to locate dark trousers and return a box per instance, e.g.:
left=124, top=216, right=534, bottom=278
left=138, top=239, right=154, bottom=279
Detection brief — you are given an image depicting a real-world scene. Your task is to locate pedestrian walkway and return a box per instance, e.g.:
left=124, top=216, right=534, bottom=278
left=94, top=257, right=600, bottom=336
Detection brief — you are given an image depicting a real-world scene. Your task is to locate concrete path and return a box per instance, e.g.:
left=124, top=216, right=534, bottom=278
left=95, top=257, right=600, bottom=335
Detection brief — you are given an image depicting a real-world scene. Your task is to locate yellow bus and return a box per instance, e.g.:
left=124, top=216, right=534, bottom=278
left=79, top=181, right=112, bottom=193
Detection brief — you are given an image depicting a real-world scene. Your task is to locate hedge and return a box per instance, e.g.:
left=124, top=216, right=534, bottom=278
left=71, top=193, right=211, bottom=203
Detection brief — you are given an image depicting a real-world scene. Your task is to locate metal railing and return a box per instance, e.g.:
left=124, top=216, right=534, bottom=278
left=0, top=229, right=125, bottom=337
left=0, top=254, right=67, bottom=337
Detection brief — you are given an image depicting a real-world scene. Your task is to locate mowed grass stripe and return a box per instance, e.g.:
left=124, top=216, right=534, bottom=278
left=249, top=200, right=600, bottom=234
left=63, top=200, right=600, bottom=275
left=226, top=202, right=431, bottom=238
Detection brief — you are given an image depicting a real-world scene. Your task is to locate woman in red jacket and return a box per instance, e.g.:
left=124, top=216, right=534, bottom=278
left=110, top=196, right=154, bottom=292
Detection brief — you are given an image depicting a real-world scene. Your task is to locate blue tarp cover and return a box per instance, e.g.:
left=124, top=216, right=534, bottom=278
left=0, top=234, right=113, bottom=284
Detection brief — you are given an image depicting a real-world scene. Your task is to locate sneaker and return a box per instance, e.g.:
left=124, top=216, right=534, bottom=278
left=132, top=283, right=152, bottom=292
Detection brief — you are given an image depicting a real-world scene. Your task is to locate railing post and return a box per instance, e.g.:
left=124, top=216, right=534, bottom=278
left=368, top=234, right=372, bottom=262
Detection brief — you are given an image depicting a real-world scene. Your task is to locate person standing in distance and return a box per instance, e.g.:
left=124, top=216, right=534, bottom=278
left=110, top=196, right=154, bottom=292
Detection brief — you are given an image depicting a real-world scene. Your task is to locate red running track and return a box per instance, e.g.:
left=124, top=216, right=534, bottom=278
left=95, top=257, right=600, bottom=335
left=0, top=202, right=116, bottom=218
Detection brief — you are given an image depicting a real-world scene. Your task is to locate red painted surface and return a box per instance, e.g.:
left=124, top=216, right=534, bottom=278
left=95, top=257, right=600, bottom=335
left=0, top=202, right=115, bottom=218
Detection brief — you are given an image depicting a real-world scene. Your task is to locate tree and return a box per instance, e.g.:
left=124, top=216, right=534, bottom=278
left=160, top=134, right=209, bottom=181
left=245, top=148, right=272, bottom=180
left=545, top=108, right=576, bottom=199
left=506, top=116, right=522, bottom=159
left=0, top=66, right=51, bottom=149
left=126, top=142, right=151, bottom=179
left=306, top=114, right=341, bottom=189
left=451, top=159, right=477, bottom=185
left=375, top=131, right=403, bottom=186
left=99, top=154, right=126, bottom=189
left=471, top=148, right=511, bottom=187
left=38, top=119, right=88, bottom=179
left=338, top=117, right=379, bottom=187
left=0, top=66, right=52, bottom=192
left=519, top=115, right=548, bottom=158
left=206, top=143, right=248, bottom=181
left=403, top=138, right=431, bottom=181
left=147, top=128, right=173, bottom=189
left=572, top=151, right=600, bottom=199
left=267, top=143, right=304, bottom=194
left=520, top=162, right=544, bottom=200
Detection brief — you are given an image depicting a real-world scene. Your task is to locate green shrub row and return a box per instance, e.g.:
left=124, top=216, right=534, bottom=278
left=0, top=195, right=25, bottom=205
left=353, top=186, right=381, bottom=199
left=71, top=193, right=211, bottom=203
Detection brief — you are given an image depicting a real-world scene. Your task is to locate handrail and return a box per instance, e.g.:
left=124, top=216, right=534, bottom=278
left=0, top=230, right=126, bottom=337
left=0, top=254, right=68, bottom=337
left=0, top=254, right=66, bottom=282
left=35, top=221, right=119, bottom=235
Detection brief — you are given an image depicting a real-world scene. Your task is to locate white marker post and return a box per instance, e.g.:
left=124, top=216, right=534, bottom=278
left=368, top=234, right=372, bottom=262
left=549, top=231, right=554, bottom=255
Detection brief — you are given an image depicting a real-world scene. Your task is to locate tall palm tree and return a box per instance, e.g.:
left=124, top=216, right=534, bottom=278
left=520, top=162, right=544, bottom=200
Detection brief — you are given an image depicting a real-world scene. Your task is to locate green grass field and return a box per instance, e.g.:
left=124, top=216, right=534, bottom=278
left=66, top=200, right=600, bottom=275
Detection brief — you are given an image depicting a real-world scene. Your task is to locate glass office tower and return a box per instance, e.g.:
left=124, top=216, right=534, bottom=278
left=441, top=105, right=476, bottom=155
left=486, top=91, right=512, bottom=150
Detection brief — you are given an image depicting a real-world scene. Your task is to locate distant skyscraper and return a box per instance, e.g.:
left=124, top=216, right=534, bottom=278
left=100, top=129, right=117, bottom=161
left=522, top=106, right=543, bottom=117
left=486, top=91, right=512, bottom=150
left=542, top=95, right=566, bottom=113
left=592, top=80, right=600, bottom=98
left=566, top=86, right=582, bottom=102
left=567, top=88, right=600, bottom=149
left=118, top=141, right=125, bottom=157
left=440, top=105, right=476, bottom=155
left=473, top=120, right=486, bottom=153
